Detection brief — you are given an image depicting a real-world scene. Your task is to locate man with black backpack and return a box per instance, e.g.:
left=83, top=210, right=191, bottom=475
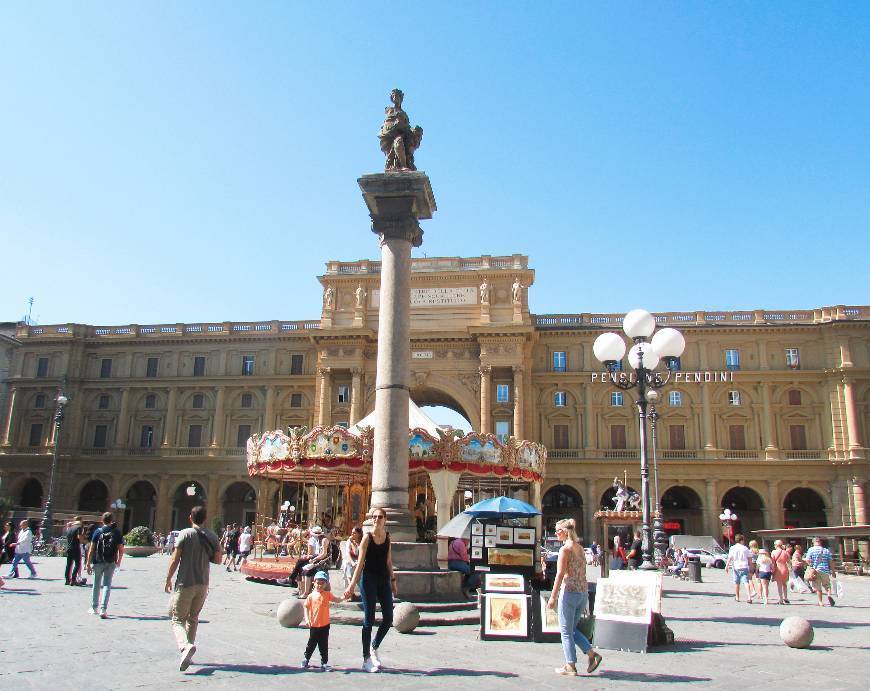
left=85, top=511, right=125, bottom=618
left=165, top=505, right=221, bottom=672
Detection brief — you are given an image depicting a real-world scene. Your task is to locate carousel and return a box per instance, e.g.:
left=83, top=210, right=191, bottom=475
left=241, top=400, right=547, bottom=582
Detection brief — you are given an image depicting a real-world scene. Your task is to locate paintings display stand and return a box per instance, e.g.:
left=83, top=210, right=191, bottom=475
left=474, top=521, right=536, bottom=642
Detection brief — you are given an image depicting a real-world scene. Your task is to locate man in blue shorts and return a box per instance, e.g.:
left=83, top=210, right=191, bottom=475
left=725, top=534, right=753, bottom=603
left=804, top=537, right=836, bottom=607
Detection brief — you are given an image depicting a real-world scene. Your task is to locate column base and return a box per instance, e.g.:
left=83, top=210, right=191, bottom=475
left=366, top=506, right=417, bottom=542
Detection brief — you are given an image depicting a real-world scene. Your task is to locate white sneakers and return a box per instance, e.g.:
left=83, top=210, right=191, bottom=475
left=370, top=648, right=383, bottom=670
left=363, top=657, right=378, bottom=673
left=179, top=644, right=197, bottom=671
left=87, top=607, right=96, bottom=615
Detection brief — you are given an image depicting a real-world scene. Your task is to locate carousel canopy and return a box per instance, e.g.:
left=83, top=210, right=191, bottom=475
left=348, top=399, right=442, bottom=437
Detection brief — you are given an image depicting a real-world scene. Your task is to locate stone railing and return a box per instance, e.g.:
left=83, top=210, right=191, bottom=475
left=17, top=320, right=320, bottom=340
left=325, top=254, right=529, bottom=275
left=534, top=305, right=868, bottom=329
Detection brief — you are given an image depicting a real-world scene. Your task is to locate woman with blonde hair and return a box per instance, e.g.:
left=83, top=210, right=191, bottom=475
left=548, top=518, right=603, bottom=676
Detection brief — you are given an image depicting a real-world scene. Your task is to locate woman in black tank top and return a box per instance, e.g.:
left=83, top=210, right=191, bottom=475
left=343, top=508, right=396, bottom=672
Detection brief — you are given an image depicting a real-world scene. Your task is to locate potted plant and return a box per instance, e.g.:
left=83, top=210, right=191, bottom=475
left=124, top=526, right=159, bottom=557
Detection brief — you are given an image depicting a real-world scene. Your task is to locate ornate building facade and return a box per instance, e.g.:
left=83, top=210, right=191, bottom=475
left=0, top=255, right=867, bottom=541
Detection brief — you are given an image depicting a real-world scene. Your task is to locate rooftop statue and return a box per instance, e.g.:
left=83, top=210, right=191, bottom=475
left=379, top=88, right=423, bottom=172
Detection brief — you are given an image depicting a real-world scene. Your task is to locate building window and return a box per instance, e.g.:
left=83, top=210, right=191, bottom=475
left=192, top=393, right=204, bottom=409
left=496, top=384, right=510, bottom=403
left=237, top=424, right=252, bottom=447
left=552, top=351, right=566, bottom=372
left=727, top=390, right=741, bottom=406
left=337, top=385, right=350, bottom=403
left=290, top=354, right=304, bottom=375
left=611, top=360, right=624, bottom=372
left=669, top=424, right=686, bottom=450
left=728, top=425, right=746, bottom=450
left=787, top=389, right=802, bottom=406
left=145, top=394, right=156, bottom=409
left=290, top=393, right=303, bottom=408
left=611, top=391, right=623, bottom=407
left=98, top=395, right=110, bottom=410
left=93, top=425, right=108, bottom=448
left=100, top=359, right=112, bottom=378
left=790, top=425, right=808, bottom=450
left=668, top=391, right=682, bottom=407
left=495, top=420, right=511, bottom=443
left=188, top=425, right=203, bottom=448
left=140, top=425, right=154, bottom=448
left=666, top=357, right=681, bottom=372
left=553, top=424, right=569, bottom=449
left=610, top=424, right=627, bottom=449
left=241, top=393, right=253, bottom=408
left=193, top=356, right=206, bottom=377
left=35, top=394, right=46, bottom=409
left=36, top=357, right=49, bottom=378
left=242, top=355, right=255, bottom=376
left=29, top=423, right=43, bottom=447
left=554, top=391, right=566, bottom=407
left=146, top=357, right=159, bottom=378
left=725, top=349, right=740, bottom=371
left=785, top=348, right=800, bottom=370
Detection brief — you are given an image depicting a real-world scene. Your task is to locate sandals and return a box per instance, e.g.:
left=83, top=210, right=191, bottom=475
left=587, top=652, right=603, bottom=674
left=555, top=665, right=577, bottom=676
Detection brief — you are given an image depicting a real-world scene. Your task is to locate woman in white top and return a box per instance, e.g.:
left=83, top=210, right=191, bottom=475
left=755, top=548, right=773, bottom=605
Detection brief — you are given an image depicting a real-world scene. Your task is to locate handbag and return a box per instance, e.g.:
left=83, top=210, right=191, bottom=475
left=576, top=614, right=595, bottom=642
left=805, top=566, right=817, bottom=581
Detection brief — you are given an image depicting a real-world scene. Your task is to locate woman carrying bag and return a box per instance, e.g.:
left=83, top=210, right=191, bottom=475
left=548, top=518, right=603, bottom=676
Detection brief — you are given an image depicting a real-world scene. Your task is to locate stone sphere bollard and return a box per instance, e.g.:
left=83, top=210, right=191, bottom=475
left=276, top=598, right=305, bottom=628
left=392, top=602, right=420, bottom=633
left=780, top=616, right=814, bottom=648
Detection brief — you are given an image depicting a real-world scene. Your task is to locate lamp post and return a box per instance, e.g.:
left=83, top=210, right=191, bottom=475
left=719, top=508, right=738, bottom=547
left=40, top=391, right=69, bottom=541
left=647, top=395, right=668, bottom=565
left=111, top=498, right=127, bottom=529
left=593, top=309, right=686, bottom=570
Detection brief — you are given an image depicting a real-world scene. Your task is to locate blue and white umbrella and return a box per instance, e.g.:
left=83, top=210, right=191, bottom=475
left=462, top=496, right=541, bottom=519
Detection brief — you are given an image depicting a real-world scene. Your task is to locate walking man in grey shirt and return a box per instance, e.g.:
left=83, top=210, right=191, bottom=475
left=164, top=505, right=221, bottom=672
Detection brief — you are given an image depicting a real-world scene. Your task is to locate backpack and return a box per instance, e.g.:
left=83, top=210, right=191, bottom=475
left=95, top=526, right=120, bottom=563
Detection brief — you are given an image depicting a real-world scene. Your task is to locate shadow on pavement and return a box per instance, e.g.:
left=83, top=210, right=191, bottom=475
left=111, top=614, right=170, bottom=621
left=597, top=670, right=711, bottom=683
left=0, top=588, right=40, bottom=596
left=192, top=663, right=302, bottom=676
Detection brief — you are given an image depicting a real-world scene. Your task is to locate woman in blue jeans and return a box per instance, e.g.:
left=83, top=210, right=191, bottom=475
left=547, top=518, right=603, bottom=676
left=343, top=508, right=396, bottom=674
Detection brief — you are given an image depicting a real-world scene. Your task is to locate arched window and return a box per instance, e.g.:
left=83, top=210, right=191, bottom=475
left=787, top=389, right=801, bottom=406
left=145, top=394, right=156, bottom=409
left=192, top=393, right=204, bottom=409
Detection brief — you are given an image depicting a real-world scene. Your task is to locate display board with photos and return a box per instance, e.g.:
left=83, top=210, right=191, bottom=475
left=471, top=522, right=536, bottom=576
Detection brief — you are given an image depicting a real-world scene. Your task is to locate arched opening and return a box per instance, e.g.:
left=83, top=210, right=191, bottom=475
left=660, top=485, right=704, bottom=536
left=223, top=481, right=257, bottom=528
left=125, top=481, right=157, bottom=532
left=19, top=478, right=43, bottom=508
left=783, top=488, right=827, bottom=529
left=542, top=485, right=583, bottom=538
left=600, top=485, right=638, bottom=511
left=721, top=486, right=766, bottom=541
left=78, top=480, right=109, bottom=513
left=410, top=383, right=476, bottom=434
left=172, top=481, right=206, bottom=530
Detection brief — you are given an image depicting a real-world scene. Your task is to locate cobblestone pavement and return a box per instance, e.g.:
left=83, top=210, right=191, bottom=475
left=2, top=555, right=867, bottom=689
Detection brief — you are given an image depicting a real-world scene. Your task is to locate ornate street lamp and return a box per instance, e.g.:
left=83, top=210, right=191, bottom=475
left=647, top=394, right=668, bottom=564
left=40, top=391, right=69, bottom=541
left=593, top=309, right=686, bottom=570
left=719, top=508, right=738, bottom=547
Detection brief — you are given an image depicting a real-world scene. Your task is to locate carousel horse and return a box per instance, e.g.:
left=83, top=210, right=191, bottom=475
left=612, top=477, right=642, bottom=512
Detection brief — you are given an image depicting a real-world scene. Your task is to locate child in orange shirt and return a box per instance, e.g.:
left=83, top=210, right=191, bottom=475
left=301, top=571, right=344, bottom=671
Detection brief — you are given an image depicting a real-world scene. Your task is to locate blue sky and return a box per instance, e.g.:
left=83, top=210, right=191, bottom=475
left=1, top=2, right=868, bottom=326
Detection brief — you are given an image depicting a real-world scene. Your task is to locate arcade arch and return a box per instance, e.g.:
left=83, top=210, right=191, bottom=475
left=660, top=485, right=704, bottom=535
left=542, top=484, right=583, bottom=537
left=172, top=481, right=206, bottom=530
left=721, top=486, right=766, bottom=538
left=78, top=479, right=109, bottom=513
left=783, top=487, right=827, bottom=528
left=223, top=481, right=257, bottom=527
left=125, top=480, right=157, bottom=531
left=19, top=478, right=43, bottom=508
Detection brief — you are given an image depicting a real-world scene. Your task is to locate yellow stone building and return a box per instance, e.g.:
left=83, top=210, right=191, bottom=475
left=0, top=255, right=867, bottom=544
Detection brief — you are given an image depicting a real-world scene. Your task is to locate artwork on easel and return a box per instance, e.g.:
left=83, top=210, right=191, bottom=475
left=483, top=593, right=528, bottom=637
left=471, top=547, right=483, bottom=560
left=471, top=535, right=484, bottom=547
left=538, top=590, right=560, bottom=633
left=484, top=536, right=496, bottom=548
left=495, top=527, right=513, bottom=545
left=472, top=523, right=484, bottom=536
left=484, top=573, right=525, bottom=593
left=485, top=524, right=497, bottom=536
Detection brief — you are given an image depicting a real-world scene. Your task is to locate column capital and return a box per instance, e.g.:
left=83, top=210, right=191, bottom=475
left=511, top=364, right=524, bottom=374
left=318, top=367, right=331, bottom=378
left=479, top=364, right=492, bottom=377
left=351, top=367, right=363, bottom=377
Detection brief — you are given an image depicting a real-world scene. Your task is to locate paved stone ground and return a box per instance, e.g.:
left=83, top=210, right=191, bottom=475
left=2, top=555, right=868, bottom=689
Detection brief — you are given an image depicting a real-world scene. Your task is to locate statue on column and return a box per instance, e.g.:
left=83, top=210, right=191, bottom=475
left=379, top=88, right=424, bottom=172
left=323, top=286, right=334, bottom=310
left=355, top=284, right=366, bottom=309
left=612, top=476, right=641, bottom=512
left=512, top=277, right=523, bottom=305
left=479, top=279, right=490, bottom=305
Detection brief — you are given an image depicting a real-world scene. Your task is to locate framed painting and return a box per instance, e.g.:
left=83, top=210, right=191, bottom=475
left=495, top=526, right=514, bottom=545
left=484, top=536, right=496, bottom=548
left=471, top=523, right=484, bottom=536
left=471, top=535, right=484, bottom=547
left=513, top=527, right=535, bottom=545
left=487, top=547, right=534, bottom=568
left=483, top=593, right=529, bottom=638
left=485, top=524, right=497, bottom=536
left=484, top=572, right=525, bottom=593
left=471, top=547, right=483, bottom=560
left=538, top=590, right=560, bottom=634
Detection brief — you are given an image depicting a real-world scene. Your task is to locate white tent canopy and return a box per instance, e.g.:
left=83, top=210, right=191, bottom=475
left=347, top=399, right=443, bottom=437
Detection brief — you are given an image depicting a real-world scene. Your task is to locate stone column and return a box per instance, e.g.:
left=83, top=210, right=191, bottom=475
left=759, top=382, right=776, bottom=451
left=358, top=171, right=435, bottom=541
left=317, top=368, right=331, bottom=427
left=211, top=387, right=226, bottom=447
left=766, top=480, right=781, bottom=529
left=842, top=376, right=863, bottom=452
left=162, top=388, right=177, bottom=447
left=1, top=387, right=16, bottom=446
left=479, top=365, right=492, bottom=434
left=156, top=476, right=171, bottom=534
left=583, top=384, right=594, bottom=448
left=116, top=388, right=130, bottom=448
left=852, top=477, right=869, bottom=561
left=264, top=386, right=275, bottom=431
left=704, top=479, right=719, bottom=536
left=585, top=478, right=597, bottom=542
left=512, top=365, right=524, bottom=440
left=701, top=386, right=714, bottom=449
left=350, top=368, right=364, bottom=425
left=207, top=476, right=220, bottom=525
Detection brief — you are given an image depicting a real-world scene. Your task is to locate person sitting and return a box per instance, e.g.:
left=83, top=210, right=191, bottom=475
left=298, top=529, right=333, bottom=598
left=668, top=548, right=687, bottom=577
left=447, top=536, right=480, bottom=599
left=341, top=527, right=363, bottom=599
